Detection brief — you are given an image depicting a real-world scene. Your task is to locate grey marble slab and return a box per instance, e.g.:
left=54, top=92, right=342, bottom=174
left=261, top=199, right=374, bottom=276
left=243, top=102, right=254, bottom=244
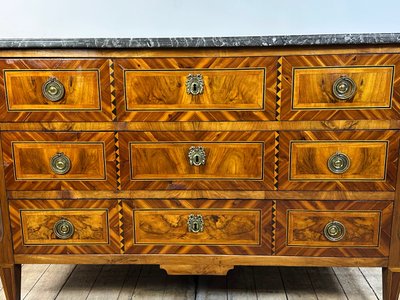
left=0, top=33, right=400, bottom=49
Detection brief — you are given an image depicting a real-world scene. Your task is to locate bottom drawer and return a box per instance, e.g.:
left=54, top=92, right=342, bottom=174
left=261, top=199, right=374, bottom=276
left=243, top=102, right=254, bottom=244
left=123, top=200, right=272, bottom=255
left=275, top=201, right=393, bottom=257
left=10, top=200, right=121, bottom=254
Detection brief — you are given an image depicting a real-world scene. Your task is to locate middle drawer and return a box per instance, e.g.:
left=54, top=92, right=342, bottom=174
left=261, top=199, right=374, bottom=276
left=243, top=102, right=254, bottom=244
left=119, top=131, right=275, bottom=190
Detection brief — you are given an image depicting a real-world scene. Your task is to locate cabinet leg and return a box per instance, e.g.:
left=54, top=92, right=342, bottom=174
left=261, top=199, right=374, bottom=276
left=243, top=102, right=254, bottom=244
left=383, top=267, right=400, bottom=300
left=0, top=264, right=21, bottom=300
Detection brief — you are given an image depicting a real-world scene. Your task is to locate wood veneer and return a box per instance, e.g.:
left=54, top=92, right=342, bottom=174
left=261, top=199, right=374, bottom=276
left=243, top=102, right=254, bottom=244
left=0, top=46, right=400, bottom=300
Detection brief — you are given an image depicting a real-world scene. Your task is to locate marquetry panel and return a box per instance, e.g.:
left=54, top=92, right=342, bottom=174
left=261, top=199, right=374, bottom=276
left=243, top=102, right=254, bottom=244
left=9, top=199, right=120, bottom=254
left=123, top=199, right=272, bottom=255
left=275, top=201, right=392, bottom=257
left=119, top=131, right=275, bottom=190
left=2, top=132, right=116, bottom=190
left=114, top=57, right=277, bottom=121
left=281, top=54, right=400, bottom=120
left=0, top=59, right=112, bottom=121
left=279, top=130, right=399, bottom=191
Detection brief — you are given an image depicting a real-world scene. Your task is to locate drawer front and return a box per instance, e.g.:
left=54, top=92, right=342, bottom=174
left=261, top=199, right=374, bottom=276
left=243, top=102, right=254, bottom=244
left=275, top=201, right=392, bottom=257
left=2, top=132, right=116, bottom=190
left=119, top=131, right=275, bottom=190
left=10, top=200, right=121, bottom=254
left=0, top=59, right=112, bottom=121
left=281, top=54, right=400, bottom=120
left=115, top=57, right=277, bottom=121
left=279, top=131, right=399, bottom=191
left=123, top=199, right=272, bottom=255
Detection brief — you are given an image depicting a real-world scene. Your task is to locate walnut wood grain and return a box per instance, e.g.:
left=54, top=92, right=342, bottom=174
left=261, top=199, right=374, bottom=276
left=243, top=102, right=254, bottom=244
left=123, top=199, right=272, bottom=255
left=130, top=142, right=263, bottom=180
left=0, top=59, right=112, bottom=122
left=119, top=131, right=275, bottom=190
left=2, top=132, right=116, bottom=190
left=160, top=264, right=234, bottom=275
left=275, top=201, right=393, bottom=257
left=292, top=66, right=393, bottom=109
left=12, top=142, right=106, bottom=180
left=20, top=209, right=109, bottom=245
left=134, top=209, right=260, bottom=245
left=287, top=210, right=381, bottom=247
left=9, top=200, right=120, bottom=254
left=124, top=69, right=264, bottom=110
left=290, top=141, right=387, bottom=181
left=279, top=130, right=399, bottom=191
left=115, top=57, right=277, bottom=121
left=281, top=54, right=400, bottom=120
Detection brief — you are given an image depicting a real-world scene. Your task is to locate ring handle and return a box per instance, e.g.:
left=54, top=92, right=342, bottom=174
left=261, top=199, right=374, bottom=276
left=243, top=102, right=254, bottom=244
left=42, top=77, right=65, bottom=102
left=327, top=152, right=350, bottom=174
left=53, top=218, right=75, bottom=239
left=323, top=221, right=346, bottom=242
left=332, top=76, right=357, bottom=101
left=50, top=152, right=71, bottom=175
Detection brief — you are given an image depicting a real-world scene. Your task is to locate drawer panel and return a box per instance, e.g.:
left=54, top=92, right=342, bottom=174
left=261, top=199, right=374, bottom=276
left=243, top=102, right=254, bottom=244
left=130, top=142, right=263, bottom=180
left=0, top=59, right=112, bottom=121
left=119, top=131, right=275, bottom=190
left=289, top=141, right=387, bottom=181
left=124, top=199, right=272, bottom=255
left=279, top=131, right=399, bottom=191
left=134, top=209, right=260, bottom=245
left=281, top=54, right=400, bottom=120
left=10, top=200, right=121, bottom=254
left=115, top=57, right=277, bottom=121
left=275, top=201, right=392, bottom=257
left=2, top=132, right=116, bottom=190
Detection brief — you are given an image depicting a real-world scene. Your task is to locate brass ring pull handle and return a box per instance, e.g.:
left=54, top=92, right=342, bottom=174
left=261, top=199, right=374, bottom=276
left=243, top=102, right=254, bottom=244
left=332, top=76, right=357, bottom=101
left=323, top=221, right=346, bottom=242
left=187, top=214, right=204, bottom=233
left=50, top=152, right=71, bottom=175
left=327, top=152, right=350, bottom=174
left=42, top=77, right=65, bottom=102
left=186, top=74, right=204, bottom=95
left=188, top=146, right=206, bottom=166
left=53, top=218, right=75, bottom=239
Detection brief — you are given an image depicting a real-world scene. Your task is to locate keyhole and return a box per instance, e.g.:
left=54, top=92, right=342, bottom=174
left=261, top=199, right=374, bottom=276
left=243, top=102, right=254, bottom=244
left=193, top=222, right=198, bottom=231
left=195, top=155, right=200, bottom=164
left=192, top=83, right=197, bottom=93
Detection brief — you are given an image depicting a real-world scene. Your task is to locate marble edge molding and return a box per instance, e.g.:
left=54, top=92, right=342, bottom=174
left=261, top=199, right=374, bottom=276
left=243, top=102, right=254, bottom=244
left=0, top=33, right=399, bottom=49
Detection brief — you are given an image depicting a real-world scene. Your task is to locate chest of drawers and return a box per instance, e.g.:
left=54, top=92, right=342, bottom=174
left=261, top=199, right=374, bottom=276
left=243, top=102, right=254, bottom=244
left=1, top=37, right=400, bottom=299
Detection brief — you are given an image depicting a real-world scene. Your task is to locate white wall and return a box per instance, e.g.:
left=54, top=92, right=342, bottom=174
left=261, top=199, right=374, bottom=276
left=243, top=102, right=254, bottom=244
left=0, top=0, right=399, bottom=38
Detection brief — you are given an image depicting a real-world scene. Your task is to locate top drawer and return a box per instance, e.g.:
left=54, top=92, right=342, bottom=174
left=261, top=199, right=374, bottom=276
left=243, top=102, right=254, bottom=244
left=114, top=57, right=277, bottom=121
left=281, top=54, right=400, bottom=120
left=0, top=59, right=113, bottom=121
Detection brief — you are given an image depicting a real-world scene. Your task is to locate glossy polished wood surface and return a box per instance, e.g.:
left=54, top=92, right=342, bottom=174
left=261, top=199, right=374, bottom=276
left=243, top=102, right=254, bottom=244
left=292, top=66, right=393, bottom=109
left=0, top=59, right=112, bottom=122
left=0, top=46, right=400, bottom=300
left=9, top=200, right=120, bottom=254
left=134, top=209, right=260, bottom=245
left=115, top=57, right=277, bottom=121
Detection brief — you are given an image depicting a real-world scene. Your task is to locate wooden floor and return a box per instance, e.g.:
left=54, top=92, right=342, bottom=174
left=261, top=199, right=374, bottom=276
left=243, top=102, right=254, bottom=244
left=0, top=265, right=384, bottom=300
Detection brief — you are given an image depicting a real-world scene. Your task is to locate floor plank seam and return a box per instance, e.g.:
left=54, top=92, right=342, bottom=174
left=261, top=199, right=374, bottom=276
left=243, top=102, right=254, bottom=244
left=84, top=265, right=104, bottom=300
left=277, top=267, right=289, bottom=300
left=332, top=268, right=349, bottom=300
left=23, top=264, right=51, bottom=300
left=305, top=268, right=319, bottom=300
left=54, top=265, right=77, bottom=300
left=358, top=267, right=381, bottom=300
left=127, top=265, right=143, bottom=299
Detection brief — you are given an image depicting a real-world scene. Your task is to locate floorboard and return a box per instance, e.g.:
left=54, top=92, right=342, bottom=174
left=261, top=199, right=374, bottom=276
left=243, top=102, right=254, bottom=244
left=0, top=265, right=386, bottom=300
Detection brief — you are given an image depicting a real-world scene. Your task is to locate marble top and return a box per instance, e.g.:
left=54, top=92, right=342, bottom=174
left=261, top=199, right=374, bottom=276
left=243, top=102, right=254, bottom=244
left=0, top=33, right=400, bottom=49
